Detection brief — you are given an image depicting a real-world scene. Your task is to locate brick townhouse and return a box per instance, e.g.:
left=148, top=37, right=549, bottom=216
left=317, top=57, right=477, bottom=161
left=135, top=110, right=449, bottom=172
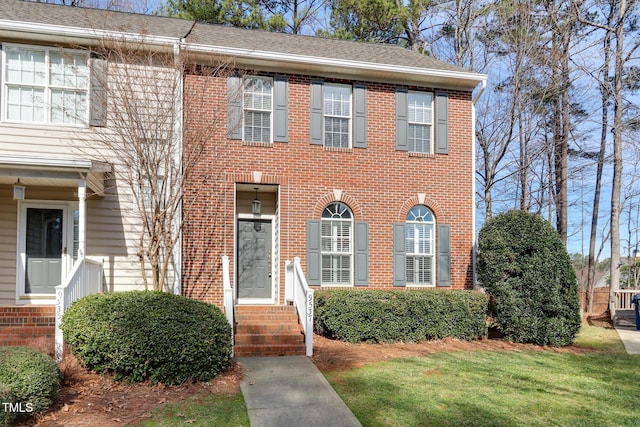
left=0, top=0, right=485, bottom=354
left=181, top=24, right=487, bottom=311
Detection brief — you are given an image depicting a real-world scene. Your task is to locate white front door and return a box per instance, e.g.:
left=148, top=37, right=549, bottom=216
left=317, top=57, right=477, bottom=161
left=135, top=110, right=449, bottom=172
left=17, top=202, right=78, bottom=303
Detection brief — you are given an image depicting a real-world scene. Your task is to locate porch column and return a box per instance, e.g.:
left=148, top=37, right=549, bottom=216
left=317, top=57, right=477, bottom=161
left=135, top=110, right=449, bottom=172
left=78, top=179, right=86, bottom=258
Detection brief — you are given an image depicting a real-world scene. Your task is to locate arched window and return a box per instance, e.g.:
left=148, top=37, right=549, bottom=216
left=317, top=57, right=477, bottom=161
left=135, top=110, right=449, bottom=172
left=321, top=202, right=353, bottom=285
left=405, top=205, right=435, bottom=286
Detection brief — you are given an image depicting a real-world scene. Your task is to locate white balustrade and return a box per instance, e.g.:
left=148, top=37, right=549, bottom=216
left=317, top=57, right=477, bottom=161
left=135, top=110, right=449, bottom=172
left=285, top=257, right=314, bottom=357
left=54, top=258, right=103, bottom=361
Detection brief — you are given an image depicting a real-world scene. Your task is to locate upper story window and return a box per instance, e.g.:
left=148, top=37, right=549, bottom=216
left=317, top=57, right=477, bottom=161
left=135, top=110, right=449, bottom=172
left=396, top=89, right=448, bottom=155
left=227, top=74, right=288, bottom=143
left=321, top=202, right=353, bottom=285
left=2, top=44, right=89, bottom=125
left=405, top=205, right=435, bottom=286
left=407, top=92, right=433, bottom=153
left=323, top=84, right=351, bottom=149
left=243, top=77, right=273, bottom=143
left=310, top=81, right=367, bottom=149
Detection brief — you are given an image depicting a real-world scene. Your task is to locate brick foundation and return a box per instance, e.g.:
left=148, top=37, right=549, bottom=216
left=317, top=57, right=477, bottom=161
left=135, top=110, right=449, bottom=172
left=0, top=306, right=55, bottom=347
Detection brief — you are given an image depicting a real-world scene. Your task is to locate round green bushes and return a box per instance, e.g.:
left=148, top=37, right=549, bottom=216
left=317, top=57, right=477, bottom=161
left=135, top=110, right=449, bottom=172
left=477, top=210, right=581, bottom=346
left=0, top=346, right=61, bottom=424
left=61, top=291, right=232, bottom=385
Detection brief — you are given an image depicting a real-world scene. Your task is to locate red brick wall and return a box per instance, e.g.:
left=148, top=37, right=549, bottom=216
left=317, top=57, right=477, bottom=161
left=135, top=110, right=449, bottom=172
left=0, top=306, right=55, bottom=347
left=182, top=71, right=475, bottom=310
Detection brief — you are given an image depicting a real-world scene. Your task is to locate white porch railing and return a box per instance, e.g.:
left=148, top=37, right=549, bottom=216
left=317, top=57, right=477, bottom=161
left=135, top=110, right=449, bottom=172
left=54, top=258, right=103, bottom=361
left=222, top=255, right=234, bottom=357
left=614, top=290, right=640, bottom=310
left=285, top=257, right=314, bottom=357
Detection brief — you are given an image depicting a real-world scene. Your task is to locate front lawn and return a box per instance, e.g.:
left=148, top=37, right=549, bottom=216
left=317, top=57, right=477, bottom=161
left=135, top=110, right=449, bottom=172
left=324, top=325, right=639, bottom=426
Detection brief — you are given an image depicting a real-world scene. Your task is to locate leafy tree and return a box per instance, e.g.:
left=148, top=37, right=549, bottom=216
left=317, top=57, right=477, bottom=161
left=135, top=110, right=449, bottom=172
left=163, top=0, right=268, bottom=29
left=477, top=210, right=581, bottom=346
left=163, top=0, right=325, bottom=33
left=320, top=0, right=435, bottom=51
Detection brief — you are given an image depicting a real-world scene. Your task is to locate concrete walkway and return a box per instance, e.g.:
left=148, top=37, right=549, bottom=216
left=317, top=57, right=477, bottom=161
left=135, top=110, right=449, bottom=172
left=616, top=326, right=640, bottom=354
left=238, top=356, right=362, bottom=427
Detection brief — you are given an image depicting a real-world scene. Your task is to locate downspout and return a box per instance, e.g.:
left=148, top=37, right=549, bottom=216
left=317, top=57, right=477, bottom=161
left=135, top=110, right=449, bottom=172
left=471, top=79, right=486, bottom=290
left=173, top=38, right=184, bottom=295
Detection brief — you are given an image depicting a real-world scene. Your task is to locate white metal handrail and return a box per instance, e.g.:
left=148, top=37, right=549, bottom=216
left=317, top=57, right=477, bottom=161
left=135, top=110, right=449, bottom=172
left=285, top=257, right=314, bottom=356
left=54, top=257, right=103, bottom=361
left=222, top=255, right=234, bottom=356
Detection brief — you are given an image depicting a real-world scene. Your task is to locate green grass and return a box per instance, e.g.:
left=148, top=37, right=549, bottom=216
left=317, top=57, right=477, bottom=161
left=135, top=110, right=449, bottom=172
left=132, top=392, right=249, bottom=427
left=324, top=325, right=640, bottom=427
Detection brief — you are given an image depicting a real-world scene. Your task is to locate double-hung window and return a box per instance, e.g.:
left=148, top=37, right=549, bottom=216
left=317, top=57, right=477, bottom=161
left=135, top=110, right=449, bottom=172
left=310, top=81, right=366, bottom=149
left=405, top=205, right=435, bottom=286
left=243, top=77, right=273, bottom=143
left=3, top=44, right=89, bottom=125
left=323, top=84, right=351, bottom=148
left=321, top=202, right=353, bottom=285
left=396, top=89, right=447, bottom=154
left=407, top=92, right=433, bottom=154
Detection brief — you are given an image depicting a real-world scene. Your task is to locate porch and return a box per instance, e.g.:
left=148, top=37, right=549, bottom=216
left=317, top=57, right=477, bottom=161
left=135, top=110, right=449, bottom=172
left=0, top=155, right=109, bottom=357
left=613, top=290, right=640, bottom=328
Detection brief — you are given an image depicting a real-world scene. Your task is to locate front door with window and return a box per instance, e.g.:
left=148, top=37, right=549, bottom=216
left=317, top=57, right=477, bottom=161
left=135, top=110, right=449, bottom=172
left=25, top=208, right=63, bottom=294
left=18, top=202, right=78, bottom=301
left=237, top=219, right=273, bottom=301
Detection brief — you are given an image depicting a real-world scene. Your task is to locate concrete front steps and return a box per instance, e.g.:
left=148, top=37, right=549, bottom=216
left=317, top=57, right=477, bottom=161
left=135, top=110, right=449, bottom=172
left=234, top=305, right=306, bottom=357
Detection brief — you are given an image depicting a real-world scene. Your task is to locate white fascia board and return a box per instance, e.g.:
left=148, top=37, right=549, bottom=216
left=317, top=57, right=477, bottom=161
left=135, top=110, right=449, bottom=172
left=0, top=155, right=110, bottom=173
left=186, top=43, right=487, bottom=89
left=0, top=20, right=178, bottom=48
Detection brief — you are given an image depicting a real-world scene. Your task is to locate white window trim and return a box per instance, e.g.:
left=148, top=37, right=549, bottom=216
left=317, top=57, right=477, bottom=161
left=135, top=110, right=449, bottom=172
left=242, top=76, right=273, bottom=144
left=406, top=206, right=436, bottom=287
left=320, top=203, right=354, bottom=287
left=1, top=42, right=90, bottom=126
left=15, top=200, right=79, bottom=305
left=323, top=83, right=352, bottom=149
left=407, top=90, right=434, bottom=154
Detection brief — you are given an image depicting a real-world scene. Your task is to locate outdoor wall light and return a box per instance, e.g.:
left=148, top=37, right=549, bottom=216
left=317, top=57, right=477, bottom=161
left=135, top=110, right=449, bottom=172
left=252, top=187, right=261, bottom=215
left=13, top=179, right=25, bottom=201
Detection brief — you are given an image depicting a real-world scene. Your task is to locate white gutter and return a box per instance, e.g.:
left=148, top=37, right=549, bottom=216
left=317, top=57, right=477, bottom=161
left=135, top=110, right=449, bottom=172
left=0, top=155, right=111, bottom=172
left=186, top=43, right=487, bottom=87
left=0, top=20, right=179, bottom=48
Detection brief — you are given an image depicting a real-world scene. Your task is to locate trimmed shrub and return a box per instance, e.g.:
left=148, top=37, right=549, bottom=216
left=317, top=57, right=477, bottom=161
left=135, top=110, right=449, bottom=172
left=0, top=346, right=61, bottom=422
left=314, top=289, right=487, bottom=343
left=61, top=291, right=231, bottom=385
left=477, top=210, right=581, bottom=346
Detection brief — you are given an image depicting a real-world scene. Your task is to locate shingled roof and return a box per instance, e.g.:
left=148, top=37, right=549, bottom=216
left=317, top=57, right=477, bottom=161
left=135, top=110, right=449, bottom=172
left=0, top=0, right=486, bottom=89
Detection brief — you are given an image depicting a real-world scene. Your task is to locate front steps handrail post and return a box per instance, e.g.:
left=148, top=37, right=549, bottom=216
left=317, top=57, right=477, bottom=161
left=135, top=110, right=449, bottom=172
left=285, top=257, right=314, bottom=356
left=222, top=255, right=234, bottom=357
